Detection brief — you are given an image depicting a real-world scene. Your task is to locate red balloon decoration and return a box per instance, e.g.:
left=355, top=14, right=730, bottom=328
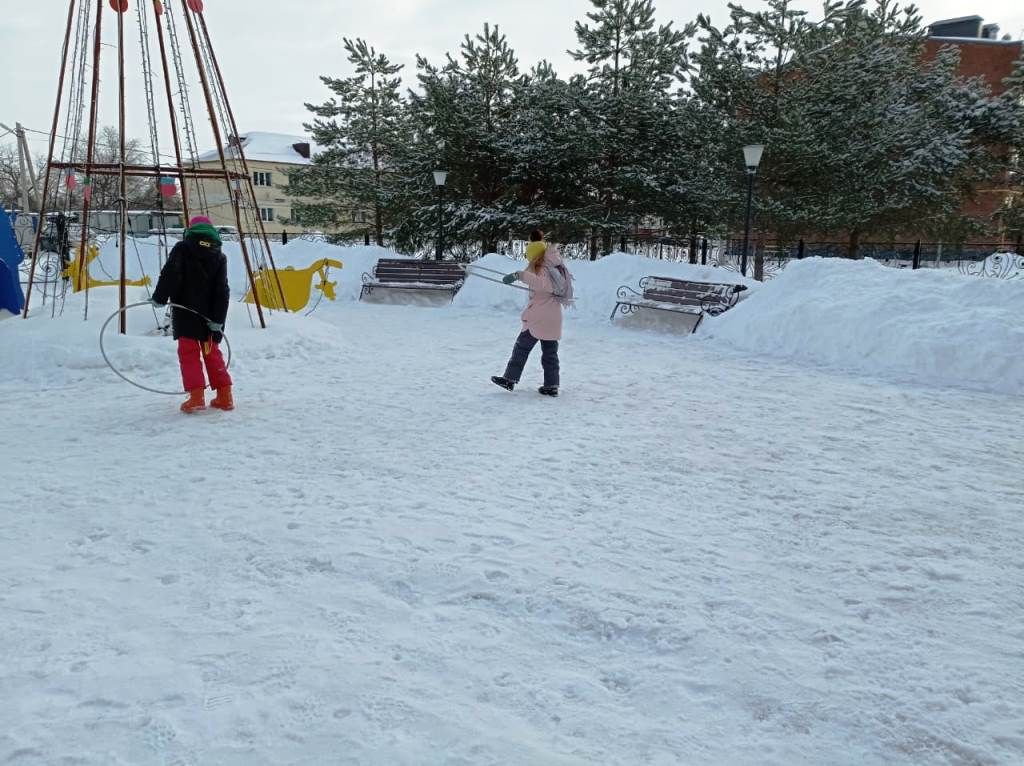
left=109, top=0, right=129, bottom=11
left=186, top=0, right=204, bottom=12
left=153, top=0, right=164, bottom=15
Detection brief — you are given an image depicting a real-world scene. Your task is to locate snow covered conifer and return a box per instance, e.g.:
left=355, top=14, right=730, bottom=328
left=288, top=38, right=407, bottom=245
left=569, top=0, right=692, bottom=256
left=394, top=24, right=525, bottom=255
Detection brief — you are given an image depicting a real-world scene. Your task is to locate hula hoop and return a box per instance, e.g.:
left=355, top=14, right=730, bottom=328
left=100, top=301, right=232, bottom=396
left=465, top=264, right=530, bottom=293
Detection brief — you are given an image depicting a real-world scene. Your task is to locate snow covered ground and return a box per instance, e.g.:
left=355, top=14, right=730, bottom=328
left=2, top=248, right=1023, bottom=765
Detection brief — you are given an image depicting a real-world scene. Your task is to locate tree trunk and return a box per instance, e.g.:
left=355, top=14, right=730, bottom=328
left=589, top=235, right=598, bottom=261
left=374, top=205, right=384, bottom=247
left=601, top=232, right=612, bottom=257
left=848, top=229, right=861, bottom=260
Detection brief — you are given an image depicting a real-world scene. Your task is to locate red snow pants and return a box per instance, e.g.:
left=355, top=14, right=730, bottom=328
left=177, top=338, right=232, bottom=392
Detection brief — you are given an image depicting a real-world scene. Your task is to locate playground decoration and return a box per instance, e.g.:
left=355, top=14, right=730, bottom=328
left=64, top=244, right=152, bottom=292
left=0, top=209, right=26, bottom=315
left=100, top=300, right=231, bottom=395
left=22, top=0, right=287, bottom=333
left=243, top=259, right=343, bottom=312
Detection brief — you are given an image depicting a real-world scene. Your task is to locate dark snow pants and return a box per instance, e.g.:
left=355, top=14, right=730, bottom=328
left=503, top=330, right=559, bottom=388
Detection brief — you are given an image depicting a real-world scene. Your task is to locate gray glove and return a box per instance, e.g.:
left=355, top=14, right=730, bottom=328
left=502, top=272, right=519, bottom=285
left=207, top=321, right=224, bottom=333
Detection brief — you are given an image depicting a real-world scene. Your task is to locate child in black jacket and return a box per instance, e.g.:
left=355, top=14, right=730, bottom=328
left=151, top=216, right=233, bottom=413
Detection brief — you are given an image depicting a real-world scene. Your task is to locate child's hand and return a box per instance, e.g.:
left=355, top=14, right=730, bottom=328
left=502, top=272, right=519, bottom=285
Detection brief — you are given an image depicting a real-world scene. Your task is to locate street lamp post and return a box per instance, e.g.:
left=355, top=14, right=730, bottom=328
left=740, top=144, right=764, bottom=277
left=433, top=170, right=448, bottom=261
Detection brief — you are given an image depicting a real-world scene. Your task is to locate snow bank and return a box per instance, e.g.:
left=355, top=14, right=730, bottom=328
left=2, top=284, right=345, bottom=390
left=92, top=240, right=752, bottom=318
left=455, top=251, right=760, bottom=322
left=703, top=257, right=1024, bottom=395
left=89, top=238, right=401, bottom=302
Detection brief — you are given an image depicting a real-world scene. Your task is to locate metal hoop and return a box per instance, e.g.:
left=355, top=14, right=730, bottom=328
left=99, top=301, right=232, bottom=396
left=464, top=265, right=531, bottom=292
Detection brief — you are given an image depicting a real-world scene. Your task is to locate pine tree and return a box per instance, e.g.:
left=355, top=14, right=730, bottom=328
left=288, top=38, right=406, bottom=245
left=692, top=0, right=1020, bottom=257
left=993, top=54, right=1024, bottom=249
left=394, top=24, right=525, bottom=255
left=782, top=1, right=1016, bottom=255
left=569, top=0, right=692, bottom=256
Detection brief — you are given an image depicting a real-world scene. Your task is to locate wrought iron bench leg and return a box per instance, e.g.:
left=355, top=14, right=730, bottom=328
left=691, top=312, right=705, bottom=334
left=610, top=302, right=621, bottom=321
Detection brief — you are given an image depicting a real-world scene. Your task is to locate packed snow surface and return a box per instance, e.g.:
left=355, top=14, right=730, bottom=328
left=3, top=246, right=1023, bottom=764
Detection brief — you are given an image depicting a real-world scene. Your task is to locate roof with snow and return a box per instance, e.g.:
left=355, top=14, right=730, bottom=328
left=196, top=132, right=320, bottom=165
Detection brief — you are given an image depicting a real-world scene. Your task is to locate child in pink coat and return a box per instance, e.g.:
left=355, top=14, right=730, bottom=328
left=491, top=230, right=572, bottom=397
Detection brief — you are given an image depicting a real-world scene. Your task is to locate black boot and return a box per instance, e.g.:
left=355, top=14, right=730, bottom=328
left=538, top=386, right=559, bottom=397
left=491, top=376, right=515, bottom=391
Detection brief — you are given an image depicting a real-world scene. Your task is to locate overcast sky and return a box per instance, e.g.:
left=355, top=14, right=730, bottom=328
left=2, top=0, right=1022, bottom=157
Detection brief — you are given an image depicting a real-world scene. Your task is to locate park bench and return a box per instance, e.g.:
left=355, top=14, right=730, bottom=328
left=611, top=276, right=748, bottom=333
left=360, top=258, right=466, bottom=301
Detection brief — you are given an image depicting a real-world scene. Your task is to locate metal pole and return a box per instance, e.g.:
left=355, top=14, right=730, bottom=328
left=151, top=0, right=190, bottom=220
left=117, top=3, right=128, bottom=334
left=741, top=171, right=755, bottom=277
left=22, top=0, right=77, bottom=319
left=196, top=12, right=287, bottom=310
left=435, top=184, right=443, bottom=261
left=75, top=0, right=105, bottom=299
left=178, top=0, right=266, bottom=328
left=912, top=239, right=921, bottom=270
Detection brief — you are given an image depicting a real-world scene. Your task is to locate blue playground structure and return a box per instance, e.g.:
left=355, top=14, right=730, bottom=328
left=0, top=208, right=27, bottom=315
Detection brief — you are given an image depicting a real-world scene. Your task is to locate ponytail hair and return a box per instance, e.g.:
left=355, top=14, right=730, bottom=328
left=529, top=229, right=544, bottom=242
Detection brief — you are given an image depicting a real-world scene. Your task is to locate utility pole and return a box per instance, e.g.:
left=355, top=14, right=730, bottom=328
left=1, top=123, right=39, bottom=212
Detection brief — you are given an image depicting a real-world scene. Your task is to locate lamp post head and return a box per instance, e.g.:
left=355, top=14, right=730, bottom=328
left=743, top=144, right=765, bottom=172
left=433, top=170, right=449, bottom=187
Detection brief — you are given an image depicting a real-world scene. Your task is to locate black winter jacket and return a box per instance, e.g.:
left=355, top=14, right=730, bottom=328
left=152, top=234, right=230, bottom=341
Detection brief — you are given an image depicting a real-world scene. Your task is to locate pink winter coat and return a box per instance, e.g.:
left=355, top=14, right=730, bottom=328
left=518, top=245, right=564, bottom=341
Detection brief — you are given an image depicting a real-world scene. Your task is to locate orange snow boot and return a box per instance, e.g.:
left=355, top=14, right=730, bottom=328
left=180, top=388, right=206, bottom=413
left=210, top=386, right=234, bottom=411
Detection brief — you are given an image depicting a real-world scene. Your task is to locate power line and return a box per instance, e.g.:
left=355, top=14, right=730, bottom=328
left=15, top=123, right=209, bottom=166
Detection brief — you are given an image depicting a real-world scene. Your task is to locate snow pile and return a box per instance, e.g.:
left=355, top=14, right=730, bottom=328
left=2, top=285, right=344, bottom=391
left=89, top=238, right=401, bottom=302
left=703, top=257, right=1024, bottom=395
left=455, top=251, right=759, bottom=322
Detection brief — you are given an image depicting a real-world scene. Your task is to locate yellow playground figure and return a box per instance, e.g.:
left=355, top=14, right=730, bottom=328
left=64, top=244, right=152, bottom=292
left=243, top=258, right=343, bottom=312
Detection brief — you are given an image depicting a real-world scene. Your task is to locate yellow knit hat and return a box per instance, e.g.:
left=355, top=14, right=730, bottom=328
left=526, top=241, right=547, bottom=264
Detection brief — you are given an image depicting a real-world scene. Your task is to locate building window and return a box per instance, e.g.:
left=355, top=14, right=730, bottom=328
left=260, top=207, right=275, bottom=222
left=254, top=171, right=273, bottom=187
